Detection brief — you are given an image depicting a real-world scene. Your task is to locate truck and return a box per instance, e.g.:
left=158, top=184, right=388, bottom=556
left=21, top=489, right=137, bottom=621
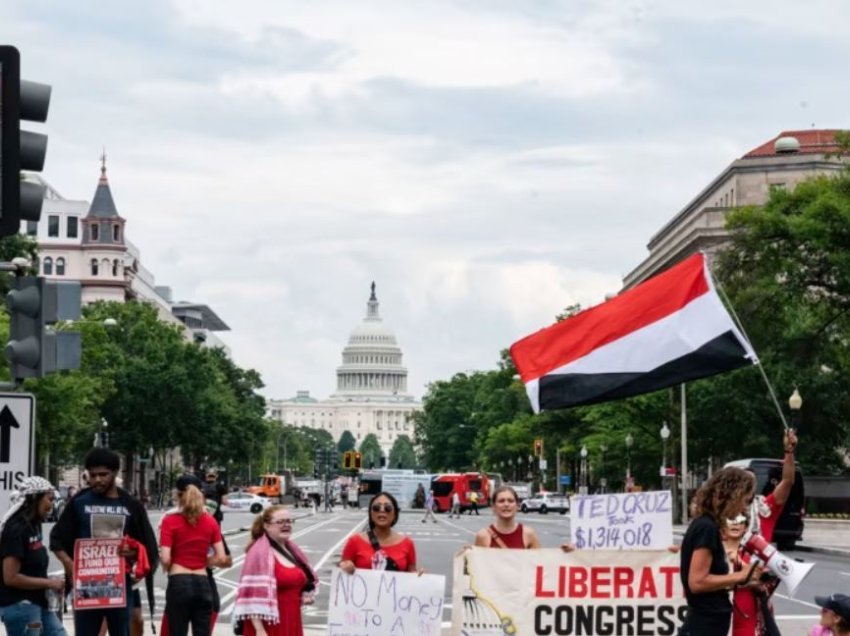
left=431, top=472, right=491, bottom=513
left=247, top=471, right=311, bottom=506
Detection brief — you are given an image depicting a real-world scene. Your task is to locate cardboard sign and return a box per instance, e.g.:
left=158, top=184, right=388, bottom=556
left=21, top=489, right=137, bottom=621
left=73, top=538, right=127, bottom=609
left=570, top=490, right=674, bottom=550
left=451, top=547, right=685, bottom=636
left=328, top=568, right=445, bottom=636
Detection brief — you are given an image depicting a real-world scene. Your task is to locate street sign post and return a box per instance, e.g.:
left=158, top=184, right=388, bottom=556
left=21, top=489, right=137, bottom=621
left=0, top=392, right=35, bottom=512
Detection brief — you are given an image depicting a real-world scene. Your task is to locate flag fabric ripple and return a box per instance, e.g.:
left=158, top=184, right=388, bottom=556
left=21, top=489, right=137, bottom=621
left=509, top=253, right=758, bottom=413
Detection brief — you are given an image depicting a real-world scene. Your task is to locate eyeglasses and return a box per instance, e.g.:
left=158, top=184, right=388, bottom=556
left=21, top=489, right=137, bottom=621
left=266, top=518, right=294, bottom=526
left=371, top=504, right=394, bottom=513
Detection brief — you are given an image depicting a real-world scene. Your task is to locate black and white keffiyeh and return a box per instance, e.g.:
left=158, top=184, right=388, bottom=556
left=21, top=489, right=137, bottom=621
left=0, top=475, right=54, bottom=534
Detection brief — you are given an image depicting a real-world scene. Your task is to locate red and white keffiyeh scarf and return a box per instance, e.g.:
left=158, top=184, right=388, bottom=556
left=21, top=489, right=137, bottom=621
left=233, top=533, right=280, bottom=626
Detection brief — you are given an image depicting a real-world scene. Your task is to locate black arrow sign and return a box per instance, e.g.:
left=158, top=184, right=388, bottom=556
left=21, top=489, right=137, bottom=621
left=0, top=405, right=21, bottom=463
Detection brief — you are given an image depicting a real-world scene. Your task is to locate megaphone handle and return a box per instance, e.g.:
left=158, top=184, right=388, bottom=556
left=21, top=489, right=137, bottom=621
left=737, top=562, right=759, bottom=588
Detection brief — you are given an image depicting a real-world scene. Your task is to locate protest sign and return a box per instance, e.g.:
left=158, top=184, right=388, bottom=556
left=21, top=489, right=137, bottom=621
left=451, top=547, right=685, bottom=636
left=72, top=538, right=127, bottom=610
left=328, top=568, right=446, bottom=636
left=570, top=490, right=674, bottom=550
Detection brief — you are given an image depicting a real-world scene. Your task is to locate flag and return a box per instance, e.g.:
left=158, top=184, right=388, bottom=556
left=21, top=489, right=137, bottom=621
left=510, top=253, right=758, bottom=412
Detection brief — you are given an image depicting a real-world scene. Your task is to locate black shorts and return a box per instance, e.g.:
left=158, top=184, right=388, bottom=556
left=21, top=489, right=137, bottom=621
left=132, top=588, right=142, bottom=609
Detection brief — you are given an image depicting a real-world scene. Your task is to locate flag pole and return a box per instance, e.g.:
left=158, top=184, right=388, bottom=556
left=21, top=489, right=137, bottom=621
left=707, top=255, right=790, bottom=431
left=680, top=383, right=688, bottom=525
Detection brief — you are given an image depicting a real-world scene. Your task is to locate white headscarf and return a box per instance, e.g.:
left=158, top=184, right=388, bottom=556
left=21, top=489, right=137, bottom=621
left=0, top=475, right=54, bottom=535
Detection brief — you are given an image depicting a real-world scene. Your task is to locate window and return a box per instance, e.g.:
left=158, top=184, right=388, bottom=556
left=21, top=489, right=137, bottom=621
left=56, top=257, right=66, bottom=276
left=113, top=224, right=120, bottom=241
left=43, top=257, right=53, bottom=275
left=112, top=259, right=119, bottom=276
left=91, top=224, right=99, bottom=241
left=26, top=221, right=38, bottom=236
left=91, top=259, right=99, bottom=276
left=48, top=215, right=59, bottom=237
left=67, top=216, right=78, bottom=238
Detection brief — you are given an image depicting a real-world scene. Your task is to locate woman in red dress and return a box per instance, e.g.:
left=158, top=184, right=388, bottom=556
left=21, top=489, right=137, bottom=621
left=473, top=485, right=540, bottom=549
left=339, top=492, right=418, bottom=573
left=232, top=506, right=317, bottom=636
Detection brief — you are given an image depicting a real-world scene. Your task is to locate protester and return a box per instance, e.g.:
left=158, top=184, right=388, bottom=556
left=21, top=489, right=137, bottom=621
left=159, top=475, right=227, bottom=636
left=0, top=476, right=67, bottom=636
left=421, top=489, right=437, bottom=524
left=468, top=490, right=480, bottom=516
left=449, top=491, right=461, bottom=518
left=232, top=506, right=317, bottom=636
left=474, top=485, right=540, bottom=549
left=51, top=448, right=158, bottom=636
left=201, top=470, right=228, bottom=526
left=679, top=467, right=762, bottom=636
left=339, top=493, right=418, bottom=573
left=810, top=594, right=850, bottom=636
left=726, top=428, right=798, bottom=636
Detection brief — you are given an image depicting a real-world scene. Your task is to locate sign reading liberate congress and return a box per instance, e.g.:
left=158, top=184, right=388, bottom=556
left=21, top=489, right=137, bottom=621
left=452, top=547, right=685, bottom=636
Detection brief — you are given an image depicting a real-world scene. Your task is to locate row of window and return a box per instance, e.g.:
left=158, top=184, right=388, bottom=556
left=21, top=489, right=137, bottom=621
left=42, top=257, right=123, bottom=277
left=343, top=355, right=401, bottom=365
left=39, top=215, right=121, bottom=242
left=91, top=258, right=121, bottom=277
left=42, top=257, right=66, bottom=276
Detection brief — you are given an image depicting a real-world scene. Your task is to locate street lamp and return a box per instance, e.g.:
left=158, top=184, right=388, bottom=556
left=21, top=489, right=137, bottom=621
left=789, top=387, right=802, bottom=432
left=660, top=423, right=670, bottom=474
left=625, top=433, right=633, bottom=489
left=100, top=418, right=109, bottom=449
left=580, top=445, right=588, bottom=494
left=599, top=444, right=607, bottom=493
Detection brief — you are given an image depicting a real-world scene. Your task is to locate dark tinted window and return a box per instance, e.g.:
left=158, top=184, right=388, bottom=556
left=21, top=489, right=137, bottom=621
left=48, top=215, right=59, bottom=237
left=432, top=482, right=454, bottom=497
left=67, top=216, right=78, bottom=238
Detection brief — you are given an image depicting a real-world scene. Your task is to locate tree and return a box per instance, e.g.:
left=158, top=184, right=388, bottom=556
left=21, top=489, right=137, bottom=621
left=388, top=435, right=417, bottom=468
left=359, top=434, right=383, bottom=469
left=338, top=430, right=357, bottom=453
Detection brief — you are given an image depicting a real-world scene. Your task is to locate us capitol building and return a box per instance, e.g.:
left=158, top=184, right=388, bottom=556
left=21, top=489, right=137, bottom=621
left=266, top=284, right=421, bottom=455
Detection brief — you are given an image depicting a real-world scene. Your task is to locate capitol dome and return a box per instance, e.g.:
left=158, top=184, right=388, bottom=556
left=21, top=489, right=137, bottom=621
left=332, top=283, right=411, bottom=400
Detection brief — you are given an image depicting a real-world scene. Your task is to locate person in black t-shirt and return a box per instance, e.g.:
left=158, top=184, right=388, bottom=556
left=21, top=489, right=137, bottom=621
left=680, top=467, right=763, bottom=636
left=201, top=470, right=228, bottom=525
left=0, top=475, right=66, bottom=636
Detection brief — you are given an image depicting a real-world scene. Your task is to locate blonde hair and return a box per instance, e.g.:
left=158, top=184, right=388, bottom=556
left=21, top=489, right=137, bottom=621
left=246, top=505, right=290, bottom=552
left=178, top=484, right=205, bottom=526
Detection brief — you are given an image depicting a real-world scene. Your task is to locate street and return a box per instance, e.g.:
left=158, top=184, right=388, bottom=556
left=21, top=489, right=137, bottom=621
left=45, top=507, right=847, bottom=635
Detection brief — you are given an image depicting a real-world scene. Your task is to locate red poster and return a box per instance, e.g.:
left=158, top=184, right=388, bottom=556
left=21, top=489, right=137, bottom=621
left=73, top=538, right=127, bottom=609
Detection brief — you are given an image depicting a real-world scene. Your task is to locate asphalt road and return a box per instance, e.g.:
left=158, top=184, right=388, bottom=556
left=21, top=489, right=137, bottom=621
left=46, top=507, right=845, bottom=634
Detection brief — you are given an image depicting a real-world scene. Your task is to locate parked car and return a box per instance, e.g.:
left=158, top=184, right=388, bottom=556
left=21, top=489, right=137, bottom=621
left=221, top=492, right=273, bottom=514
left=521, top=492, right=570, bottom=515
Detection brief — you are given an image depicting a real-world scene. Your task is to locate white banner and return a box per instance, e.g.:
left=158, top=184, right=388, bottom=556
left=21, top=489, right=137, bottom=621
left=328, top=568, right=446, bottom=636
left=570, top=490, right=674, bottom=550
left=451, top=547, right=685, bottom=636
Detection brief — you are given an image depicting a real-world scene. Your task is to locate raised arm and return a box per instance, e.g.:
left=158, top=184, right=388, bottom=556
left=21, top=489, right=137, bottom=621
left=772, top=428, right=798, bottom=508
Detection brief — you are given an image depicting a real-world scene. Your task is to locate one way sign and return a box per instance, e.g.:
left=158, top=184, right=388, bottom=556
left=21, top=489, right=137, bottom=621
left=0, top=393, right=35, bottom=514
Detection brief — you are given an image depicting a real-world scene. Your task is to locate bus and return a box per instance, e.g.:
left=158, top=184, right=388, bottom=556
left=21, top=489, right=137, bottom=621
left=431, top=472, right=491, bottom=513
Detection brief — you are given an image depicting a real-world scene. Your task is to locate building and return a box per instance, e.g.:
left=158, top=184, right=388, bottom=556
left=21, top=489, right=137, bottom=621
left=624, top=130, right=847, bottom=288
left=267, top=283, right=421, bottom=456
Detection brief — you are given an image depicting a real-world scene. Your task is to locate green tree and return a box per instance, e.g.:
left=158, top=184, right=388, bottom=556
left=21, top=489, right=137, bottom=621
left=359, top=433, right=383, bottom=469
left=388, top=434, right=417, bottom=468
left=337, top=430, right=357, bottom=453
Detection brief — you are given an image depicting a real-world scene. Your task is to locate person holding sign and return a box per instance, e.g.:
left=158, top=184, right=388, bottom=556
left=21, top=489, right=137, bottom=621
left=0, top=476, right=66, bottom=636
left=232, top=506, right=317, bottom=636
left=679, top=467, right=762, bottom=636
left=339, top=493, right=419, bottom=574
left=474, top=486, right=540, bottom=549
left=159, top=475, right=228, bottom=636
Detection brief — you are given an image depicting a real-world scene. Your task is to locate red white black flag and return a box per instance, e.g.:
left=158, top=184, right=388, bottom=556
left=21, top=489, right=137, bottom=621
left=510, top=253, right=758, bottom=412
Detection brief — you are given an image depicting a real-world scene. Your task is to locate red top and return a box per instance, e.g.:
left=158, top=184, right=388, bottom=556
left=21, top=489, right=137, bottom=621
left=244, top=559, right=305, bottom=636
left=488, top=523, right=526, bottom=549
left=160, top=512, right=222, bottom=570
left=341, top=533, right=417, bottom=572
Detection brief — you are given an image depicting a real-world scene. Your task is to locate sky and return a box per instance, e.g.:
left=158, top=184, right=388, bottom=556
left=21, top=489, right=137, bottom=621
left=2, top=1, right=849, bottom=401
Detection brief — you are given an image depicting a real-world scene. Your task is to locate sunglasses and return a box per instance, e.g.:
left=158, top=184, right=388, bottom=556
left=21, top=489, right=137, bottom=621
left=726, top=514, right=748, bottom=526
left=371, top=504, right=394, bottom=513
left=266, top=518, right=294, bottom=526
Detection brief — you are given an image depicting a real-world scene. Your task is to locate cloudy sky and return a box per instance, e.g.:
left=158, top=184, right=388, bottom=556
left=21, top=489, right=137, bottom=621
left=2, top=1, right=849, bottom=400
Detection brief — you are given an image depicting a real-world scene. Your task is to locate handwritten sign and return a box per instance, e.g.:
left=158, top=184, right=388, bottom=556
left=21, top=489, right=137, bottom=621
left=570, top=490, right=673, bottom=550
left=73, top=538, right=127, bottom=610
left=451, top=547, right=685, bottom=636
left=328, top=568, right=445, bottom=636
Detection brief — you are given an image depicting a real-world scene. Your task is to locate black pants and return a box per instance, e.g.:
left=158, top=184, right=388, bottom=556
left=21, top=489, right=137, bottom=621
left=165, top=574, right=213, bottom=636
left=469, top=502, right=479, bottom=515
left=683, top=608, right=731, bottom=636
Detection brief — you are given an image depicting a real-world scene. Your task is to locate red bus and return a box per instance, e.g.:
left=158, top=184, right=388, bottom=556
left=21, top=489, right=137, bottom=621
left=431, top=472, right=490, bottom=513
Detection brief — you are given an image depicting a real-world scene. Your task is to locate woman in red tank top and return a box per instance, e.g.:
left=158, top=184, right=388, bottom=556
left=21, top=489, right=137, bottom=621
left=474, top=486, right=540, bottom=549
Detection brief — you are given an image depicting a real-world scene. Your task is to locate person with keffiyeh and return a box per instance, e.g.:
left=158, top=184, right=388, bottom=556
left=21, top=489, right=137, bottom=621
left=0, top=476, right=67, bottom=636
left=232, top=506, right=316, bottom=636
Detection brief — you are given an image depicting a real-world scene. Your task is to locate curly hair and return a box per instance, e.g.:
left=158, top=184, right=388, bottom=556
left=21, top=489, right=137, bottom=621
left=691, top=467, right=756, bottom=527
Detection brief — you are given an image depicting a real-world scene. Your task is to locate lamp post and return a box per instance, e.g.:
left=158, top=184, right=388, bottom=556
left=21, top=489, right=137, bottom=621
left=660, top=423, right=670, bottom=475
left=599, top=444, right=607, bottom=494
left=625, top=433, right=633, bottom=491
left=276, top=429, right=289, bottom=473
left=100, top=419, right=109, bottom=449
left=789, top=387, right=802, bottom=432
left=580, top=445, right=588, bottom=495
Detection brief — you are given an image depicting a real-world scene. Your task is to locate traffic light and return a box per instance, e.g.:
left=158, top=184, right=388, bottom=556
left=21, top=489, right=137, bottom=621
left=534, top=438, right=544, bottom=457
left=353, top=452, right=362, bottom=470
left=5, top=277, right=81, bottom=378
left=0, top=46, right=52, bottom=237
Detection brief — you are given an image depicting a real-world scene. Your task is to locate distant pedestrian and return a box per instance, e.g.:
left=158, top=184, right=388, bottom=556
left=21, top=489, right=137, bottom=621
left=201, top=470, right=228, bottom=525
left=422, top=490, right=437, bottom=523
left=468, top=490, right=480, bottom=516
left=449, top=492, right=461, bottom=518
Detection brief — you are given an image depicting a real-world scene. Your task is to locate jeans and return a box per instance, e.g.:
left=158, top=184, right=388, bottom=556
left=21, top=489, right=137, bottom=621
left=0, top=601, right=66, bottom=636
left=164, top=574, right=213, bottom=636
